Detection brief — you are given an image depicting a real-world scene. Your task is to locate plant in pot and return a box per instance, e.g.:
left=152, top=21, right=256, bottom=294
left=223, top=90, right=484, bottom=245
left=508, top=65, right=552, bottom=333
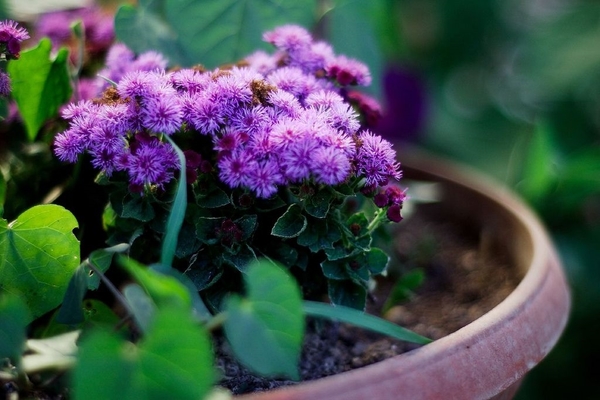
left=0, top=3, right=570, bottom=400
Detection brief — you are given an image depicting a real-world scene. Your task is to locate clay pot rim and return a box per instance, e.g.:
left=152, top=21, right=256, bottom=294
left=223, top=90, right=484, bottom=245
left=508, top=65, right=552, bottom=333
left=238, top=150, right=571, bottom=400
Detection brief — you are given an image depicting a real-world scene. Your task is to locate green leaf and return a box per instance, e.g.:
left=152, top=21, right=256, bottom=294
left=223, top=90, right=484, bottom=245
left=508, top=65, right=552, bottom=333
left=57, top=244, right=129, bottom=325
left=0, top=171, right=5, bottom=218
left=162, top=135, right=187, bottom=267
left=121, top=194, right=156, bottom=222
left=327, top=279, right=366, bottom=310
left=303, top=300, right=431, bottom=345
left=325, top=0, right=384, bottom=97
left=304, top=187, right=333, bottom=218
left=224, top=259, right=304, bottom=379
left=382, top=268, right=425, bottom=313
left=0, top=205, right=80, bottom=322
left=0, top=295, right=30, bottom=366
left=116, top=0, right=318, bottom=69
left=118, top=256, right=191, bottom=310
left=222, top=243, right=258, bottom=273
left=195, top=186, right=231, bottom=208
left=7, top=38, right=72, bottom=141
left=271, top=203, right=307, bottom=238
left=73, top=306, right=214, bottom=400
left=517, top=120, right=559, bottom=205
left=362, top=247, right=389, bottom=275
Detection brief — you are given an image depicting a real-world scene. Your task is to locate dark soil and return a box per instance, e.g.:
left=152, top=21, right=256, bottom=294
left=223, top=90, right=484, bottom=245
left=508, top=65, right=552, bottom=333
left=216, top=209, right=523, bottom=395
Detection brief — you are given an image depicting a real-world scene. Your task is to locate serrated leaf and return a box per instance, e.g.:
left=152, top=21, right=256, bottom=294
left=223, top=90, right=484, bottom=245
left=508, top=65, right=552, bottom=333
left=321, top=259, right=348, bottom=280
left=73, top=306, right=214, bottom=400
left=224, top=259, right=304, bottom=379
left=271, top=203, right=307, bottom=238
left=7, top=38, right=72, bottom=141
left=0, top=205, right=80, bottom=322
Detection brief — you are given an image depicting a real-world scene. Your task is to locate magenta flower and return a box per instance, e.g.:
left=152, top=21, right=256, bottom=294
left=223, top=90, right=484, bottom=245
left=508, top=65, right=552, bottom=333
left=326, top=55, right=372, bottom=86
left=355, top=130, right=401, bottom=186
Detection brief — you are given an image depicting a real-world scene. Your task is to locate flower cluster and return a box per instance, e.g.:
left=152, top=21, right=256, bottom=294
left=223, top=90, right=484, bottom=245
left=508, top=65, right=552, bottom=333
left=0, top=20, right=29, bottom=97
left=54, top=24, right=401, bottom=200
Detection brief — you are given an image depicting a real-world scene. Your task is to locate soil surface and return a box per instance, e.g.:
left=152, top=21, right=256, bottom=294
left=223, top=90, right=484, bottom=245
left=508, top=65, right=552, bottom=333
left=216, top=208, right=523, bottom=395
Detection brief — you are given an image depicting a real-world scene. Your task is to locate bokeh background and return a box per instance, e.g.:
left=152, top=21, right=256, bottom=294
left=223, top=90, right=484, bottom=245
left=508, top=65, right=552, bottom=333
left=2, top=0, right=598, bottom=398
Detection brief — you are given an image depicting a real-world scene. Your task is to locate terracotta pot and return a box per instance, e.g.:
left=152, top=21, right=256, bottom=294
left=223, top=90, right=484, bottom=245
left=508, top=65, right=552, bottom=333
left=237, top=150, right=571, bottom=400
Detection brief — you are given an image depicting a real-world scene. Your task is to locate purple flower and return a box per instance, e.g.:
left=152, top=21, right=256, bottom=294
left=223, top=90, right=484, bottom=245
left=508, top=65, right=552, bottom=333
left=263, top=25, right=312, bottom=53
left=280, top=137, right=319, bottom=182
left=229, top=106, right=270, bottom=136
left=54, top=129, right=88, bottom=163
left=268, top=90, right=302, bottom=118
left=267, top=67, right=319, bottom=100
left=170, top=69, right=210, bottom=93
left=355, top=130, right=401, bottom=186
left=326, top=55, right=371, bottom=86
left=218, top=149, right=258, bottom=189
left=0, top=71, right=11, bottom=97
left=140, top=91, right=183, bottom=135
left=244, top=50, right=279, bottom=75
left=311, top=146, right=351, bottom=185
left=0, top=20, right=30, bottom=42
left=126, top=139, right=178, bottom=188
left=184, top=92, right=226, bottom=135
left=247, top=159, right=283, bottom=198
left=0, top=20, right=30, bottom=59
left=131, top=51, right=169, bottom=73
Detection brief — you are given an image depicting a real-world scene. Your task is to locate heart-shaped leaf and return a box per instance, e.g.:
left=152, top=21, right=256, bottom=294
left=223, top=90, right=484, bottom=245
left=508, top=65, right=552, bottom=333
left=7, top=38, right=72, bottom=141
left=0, top=205, right=80, bottom=322
left=271, top=203, right=307, bottom=238
left=224, top=259, right=304, bottom=379
left=73, top=306, right=214, bottom=400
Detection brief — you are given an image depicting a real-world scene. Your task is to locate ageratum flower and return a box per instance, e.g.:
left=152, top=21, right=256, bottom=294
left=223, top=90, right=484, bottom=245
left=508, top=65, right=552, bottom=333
left=54, top=24, right=401, bottom=199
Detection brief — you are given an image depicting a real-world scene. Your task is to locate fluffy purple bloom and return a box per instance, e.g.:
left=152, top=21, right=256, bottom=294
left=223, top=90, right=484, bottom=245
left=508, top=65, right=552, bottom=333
left=0, top=20, right=30, bottom=59
left=170, top=69, right=210, bottom=93
left=229, top=106, right=270, bottom=136
left=268, top=90, right=302, bottom=118
left=246, top=159, right=283, bottom=198
left=0, top=71, right=11, bottom=97
left=54, top=129, right=88, bottom=163
left=140, top=91, right=183, bottom=135
left=311, top=146, right=351, bottom=185
left=267, top=67, right=320, bottom=100
left=355, top=130, right=401, bottom=186
left=184, top=92, right=226, bottom=135
left=263, top=25, right=312, bottom=53
left=280, top=137, right=319, bottom=182
left=0, top=20, right=30, bottom=42
left=218, top=150, right=258, bottom=189
left=244, top=50, right=279, bottom=75
left=131, top=51, right=169, bottom=73
left=126, top=140, right=178, bottom=188
left=326, top=55, right=371, bottom=86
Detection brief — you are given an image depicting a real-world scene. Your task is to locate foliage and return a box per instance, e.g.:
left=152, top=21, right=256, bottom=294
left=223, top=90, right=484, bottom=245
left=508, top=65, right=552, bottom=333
left=0, top=2, right=431, bottom=399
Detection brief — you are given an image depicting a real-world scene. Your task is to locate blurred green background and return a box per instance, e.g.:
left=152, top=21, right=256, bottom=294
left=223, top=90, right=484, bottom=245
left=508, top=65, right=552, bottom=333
left=2, top=0, right=598, bottom=398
